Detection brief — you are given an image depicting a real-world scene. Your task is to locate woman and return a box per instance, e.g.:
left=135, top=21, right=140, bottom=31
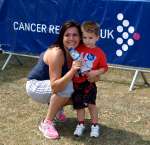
left=26, top=21, right=82, bottom=139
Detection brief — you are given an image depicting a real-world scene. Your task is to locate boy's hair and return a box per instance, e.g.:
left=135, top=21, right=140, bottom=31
left=81, top=21, right=100, bottom=36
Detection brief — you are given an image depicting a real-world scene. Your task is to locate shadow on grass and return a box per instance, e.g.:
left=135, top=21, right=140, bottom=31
left=56, top=118, right=150, bottom=145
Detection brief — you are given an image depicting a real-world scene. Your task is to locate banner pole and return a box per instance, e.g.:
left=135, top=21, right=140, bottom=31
left=1, top=53, right=13, bottom=70
left=129, top=70, right=139, bottom=91
left=1, top=51, right=39, bottom=71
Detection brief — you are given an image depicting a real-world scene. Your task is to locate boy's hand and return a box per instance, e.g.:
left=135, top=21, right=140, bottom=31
left=86, top=70, right=100, bottom=82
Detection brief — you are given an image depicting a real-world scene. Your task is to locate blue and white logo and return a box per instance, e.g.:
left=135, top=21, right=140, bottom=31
left=115, top=12, right=141, bottom=57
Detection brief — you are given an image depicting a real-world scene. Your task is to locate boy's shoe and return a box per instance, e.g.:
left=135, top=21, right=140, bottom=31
left=55, top=111, right=67, bottom=122
left=90, top=125, right=100, bottom=138
left=74, top=124, right=85, bottom=137
left=39, top=119, right=59, bottom=139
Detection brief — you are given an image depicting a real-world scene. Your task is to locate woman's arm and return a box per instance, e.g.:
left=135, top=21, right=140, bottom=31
left=45, top=48, right=80, bottom=93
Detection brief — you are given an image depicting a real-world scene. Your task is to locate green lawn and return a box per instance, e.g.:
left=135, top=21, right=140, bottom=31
left=0, top=53, right=150, bottom=145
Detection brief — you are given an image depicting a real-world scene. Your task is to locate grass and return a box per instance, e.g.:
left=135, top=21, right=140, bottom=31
left=0, top=53, right=150, bottom=145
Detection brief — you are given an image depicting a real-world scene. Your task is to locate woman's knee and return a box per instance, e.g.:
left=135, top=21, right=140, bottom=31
left=57, top=81, right=74, bottom=98
left=32, top=94, right=50, bottom=104
left=51, top=94, right=70, bottom=106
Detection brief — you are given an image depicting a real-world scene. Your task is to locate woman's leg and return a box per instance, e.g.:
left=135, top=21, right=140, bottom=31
left=39, top=94, right=70, bottom=139
left=26, top=80, right=51, bottom=104
left=45, top=94, right=69, bottom=121
left=26, top=80, right=66, bottom=119
left=27, top=80, right=73, bottom=139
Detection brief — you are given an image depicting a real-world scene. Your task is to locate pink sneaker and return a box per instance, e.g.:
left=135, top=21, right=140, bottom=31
left=39, top=119, right=59, bottom=139
left=55, top=111, right=67, bottom=122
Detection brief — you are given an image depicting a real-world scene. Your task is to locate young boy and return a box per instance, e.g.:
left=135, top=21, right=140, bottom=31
left=72, top=21, right=108, bottom=137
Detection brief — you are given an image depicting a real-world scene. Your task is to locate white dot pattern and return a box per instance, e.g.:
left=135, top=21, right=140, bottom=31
left=122, top=44, right=128, bottom=51
left=128, top=39, right=134, bottom=46
left=122, top=32, right=129, bottom=39
left=116, top=37, right=123, bottom=45
left=117, top=13, right=124, bottom=21
left=115, top=12, right=139, bottom=57
left=128, top=26, right=135, bottom=33
left=117, top=25, right=123, bottom=33
left=122, top=20, right=129, bottom=27
left=116, top=49, right=123, bottom=57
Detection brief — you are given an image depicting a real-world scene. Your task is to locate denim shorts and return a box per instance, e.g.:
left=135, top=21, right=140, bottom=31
left=26, top=79, right=74, bottom=104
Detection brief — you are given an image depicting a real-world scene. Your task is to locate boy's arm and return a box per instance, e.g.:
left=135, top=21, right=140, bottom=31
left=86, top=67, right=107, bottom=82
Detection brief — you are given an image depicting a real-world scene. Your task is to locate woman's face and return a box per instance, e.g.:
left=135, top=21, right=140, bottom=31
left=63, top=27, right=81, bottom=49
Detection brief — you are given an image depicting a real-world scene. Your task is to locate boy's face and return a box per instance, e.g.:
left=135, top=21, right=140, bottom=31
left=82, top=30, right=99, bottom=48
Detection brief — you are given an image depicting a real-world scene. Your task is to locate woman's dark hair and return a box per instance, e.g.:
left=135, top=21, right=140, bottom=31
left=49, top=20, right=82, bottom=53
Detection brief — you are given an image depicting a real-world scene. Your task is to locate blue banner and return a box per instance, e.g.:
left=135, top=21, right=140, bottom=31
left=0, top=0, right=150, bottom=68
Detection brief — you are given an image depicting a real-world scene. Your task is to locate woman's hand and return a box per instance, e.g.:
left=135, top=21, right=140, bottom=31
left=71, top=60, right=82, bottom=72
